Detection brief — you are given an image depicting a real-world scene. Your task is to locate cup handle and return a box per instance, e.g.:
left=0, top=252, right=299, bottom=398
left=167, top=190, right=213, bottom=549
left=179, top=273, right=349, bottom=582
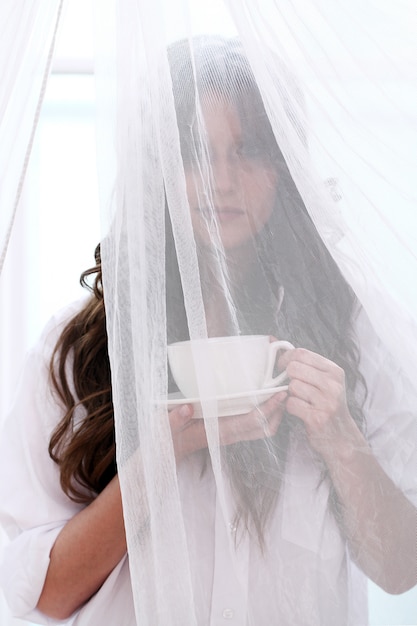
left=262, top=340, right=295, bottom=388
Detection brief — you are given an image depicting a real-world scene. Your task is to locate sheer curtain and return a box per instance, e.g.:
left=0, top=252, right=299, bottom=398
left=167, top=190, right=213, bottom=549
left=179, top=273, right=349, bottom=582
left=0, top=4, right=64, bottom=624
left=0, top=3, right=99, bottom=624
left=0, top=0, right=65, bottom=273
left=93, top=0, right=417, bottom=624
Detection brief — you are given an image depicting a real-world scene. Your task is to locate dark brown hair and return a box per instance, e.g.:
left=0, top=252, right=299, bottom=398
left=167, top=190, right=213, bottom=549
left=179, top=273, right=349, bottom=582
left=49, top=245, right=115, bottom=503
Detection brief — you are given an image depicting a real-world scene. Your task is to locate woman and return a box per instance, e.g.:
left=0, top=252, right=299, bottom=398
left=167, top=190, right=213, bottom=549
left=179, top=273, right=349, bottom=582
left=0, top=37, right=416, bottom=625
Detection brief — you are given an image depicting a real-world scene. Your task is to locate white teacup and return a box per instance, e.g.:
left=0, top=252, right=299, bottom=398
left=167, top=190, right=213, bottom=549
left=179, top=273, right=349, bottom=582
left=167, top=335, right=294, bottom=399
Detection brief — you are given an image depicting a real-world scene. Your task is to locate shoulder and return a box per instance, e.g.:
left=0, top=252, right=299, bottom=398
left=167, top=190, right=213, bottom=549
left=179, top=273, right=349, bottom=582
left=2, top=297, right=92, bottom=438
left=35, top=296, right=91, bottom=362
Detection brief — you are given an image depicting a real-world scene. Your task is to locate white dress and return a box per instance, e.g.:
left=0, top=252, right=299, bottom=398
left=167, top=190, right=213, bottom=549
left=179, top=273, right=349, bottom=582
left=0, top=301, right=416, bottom=625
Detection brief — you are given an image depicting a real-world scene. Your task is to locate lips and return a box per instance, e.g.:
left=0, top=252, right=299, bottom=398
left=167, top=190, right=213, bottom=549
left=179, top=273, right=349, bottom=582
left=198, top=207, right=245, bottom=223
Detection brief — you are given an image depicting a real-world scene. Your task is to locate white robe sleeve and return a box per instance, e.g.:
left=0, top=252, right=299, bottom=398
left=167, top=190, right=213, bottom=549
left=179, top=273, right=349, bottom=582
left=356, top=309, right=417, bottom=506
left=0, top=306, right=85, bottom=624
left=0, top=303, right=136, bottom=626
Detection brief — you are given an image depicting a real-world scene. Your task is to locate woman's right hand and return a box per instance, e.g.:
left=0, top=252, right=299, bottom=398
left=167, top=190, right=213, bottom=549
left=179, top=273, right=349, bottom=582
left=169, top=390, right=287, bottom=463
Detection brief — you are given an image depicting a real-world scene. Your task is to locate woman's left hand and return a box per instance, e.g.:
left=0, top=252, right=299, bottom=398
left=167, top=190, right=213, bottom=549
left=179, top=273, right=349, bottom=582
left=278, top=346, right=417, bottom=594
left=278, top=348, right=355, bottom=459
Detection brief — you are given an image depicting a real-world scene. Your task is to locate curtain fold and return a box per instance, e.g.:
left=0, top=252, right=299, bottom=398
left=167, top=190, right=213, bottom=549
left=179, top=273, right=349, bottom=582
left=225, top=0, right=417, bottom=377
left=93, top=0, right=417, bottom=624
left=0, top=0, right=65, bottom=274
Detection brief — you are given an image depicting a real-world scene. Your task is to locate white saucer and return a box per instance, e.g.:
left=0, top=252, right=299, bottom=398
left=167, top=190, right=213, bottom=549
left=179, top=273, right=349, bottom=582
left=165, top=386, right=288, bottom=418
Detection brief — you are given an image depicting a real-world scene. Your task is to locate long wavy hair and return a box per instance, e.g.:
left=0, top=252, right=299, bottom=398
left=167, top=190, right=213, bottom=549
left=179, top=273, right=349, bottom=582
left=49, top=37, right=366, bottom=544
left=49, top=245, right=115, bottom=501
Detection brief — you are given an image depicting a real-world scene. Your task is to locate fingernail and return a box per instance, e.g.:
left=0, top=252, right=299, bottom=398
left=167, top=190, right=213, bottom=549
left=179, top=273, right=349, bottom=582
left=180, top=404, right=192, bottom=418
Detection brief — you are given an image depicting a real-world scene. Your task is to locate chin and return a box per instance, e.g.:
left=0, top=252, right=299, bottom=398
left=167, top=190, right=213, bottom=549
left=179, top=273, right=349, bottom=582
left=219, top=234, right=254, bottom=250
left=195, top=223, right=257, bottom=251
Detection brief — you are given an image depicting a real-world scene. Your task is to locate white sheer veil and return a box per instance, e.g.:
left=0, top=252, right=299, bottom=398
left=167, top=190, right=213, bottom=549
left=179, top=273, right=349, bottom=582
left=91, top=1, right=417, bottom=624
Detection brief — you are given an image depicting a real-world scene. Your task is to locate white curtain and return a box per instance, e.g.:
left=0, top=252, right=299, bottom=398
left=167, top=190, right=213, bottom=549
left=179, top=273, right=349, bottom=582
left=93, top=0, right=417, bottom=624
left=0, top=0, right=65, bottom=273
left=0, top=4, right=65, bottom=624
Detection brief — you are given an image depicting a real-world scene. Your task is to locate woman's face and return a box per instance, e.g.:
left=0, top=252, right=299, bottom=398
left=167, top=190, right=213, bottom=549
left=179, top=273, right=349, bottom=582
left=184, top=98, right=279, bottom=251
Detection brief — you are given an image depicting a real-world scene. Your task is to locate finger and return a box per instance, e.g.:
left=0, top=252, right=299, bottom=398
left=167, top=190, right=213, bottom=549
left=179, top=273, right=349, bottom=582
left=222, top=391, right=286, bottom=429
left=279, top=347, right=342, bottom=376
left=252, top=390, right=288, bottom=417
left=263, top=403, right=285, bottom=437
left=285, top=396, right=341, bottom=443
left=286, top=361, right=326, bottom=391
left=251, top=392, right=287, bottom=436
left=168, top=403, right=194, bottom=430
left=285, top=395, right=316, bottom=424
left=218, top=392, right=287, bottom=444
left=288, top=379, right=323, bottom=406
left=173, top=416, right=207, bottom=461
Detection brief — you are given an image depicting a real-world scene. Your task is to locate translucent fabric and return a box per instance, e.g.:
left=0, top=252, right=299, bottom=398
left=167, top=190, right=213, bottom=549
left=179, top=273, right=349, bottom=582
left=92, top=0, right=417, bottom=624
left=0, top=0, right=65, bottom=273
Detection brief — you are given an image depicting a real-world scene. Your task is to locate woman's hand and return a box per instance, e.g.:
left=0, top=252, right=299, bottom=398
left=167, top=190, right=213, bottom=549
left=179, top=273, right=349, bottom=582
left=278, top=348, right=355, bottom=460
left=279, top=347, right=417, bottom=594
left=169, top=390, right=287, bottom=464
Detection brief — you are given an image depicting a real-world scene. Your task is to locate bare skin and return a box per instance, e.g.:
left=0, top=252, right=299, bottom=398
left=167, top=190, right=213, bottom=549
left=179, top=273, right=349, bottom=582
left=36, top=475, right=127, bottom=620
left=36, top=392, right=286, bottom=620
